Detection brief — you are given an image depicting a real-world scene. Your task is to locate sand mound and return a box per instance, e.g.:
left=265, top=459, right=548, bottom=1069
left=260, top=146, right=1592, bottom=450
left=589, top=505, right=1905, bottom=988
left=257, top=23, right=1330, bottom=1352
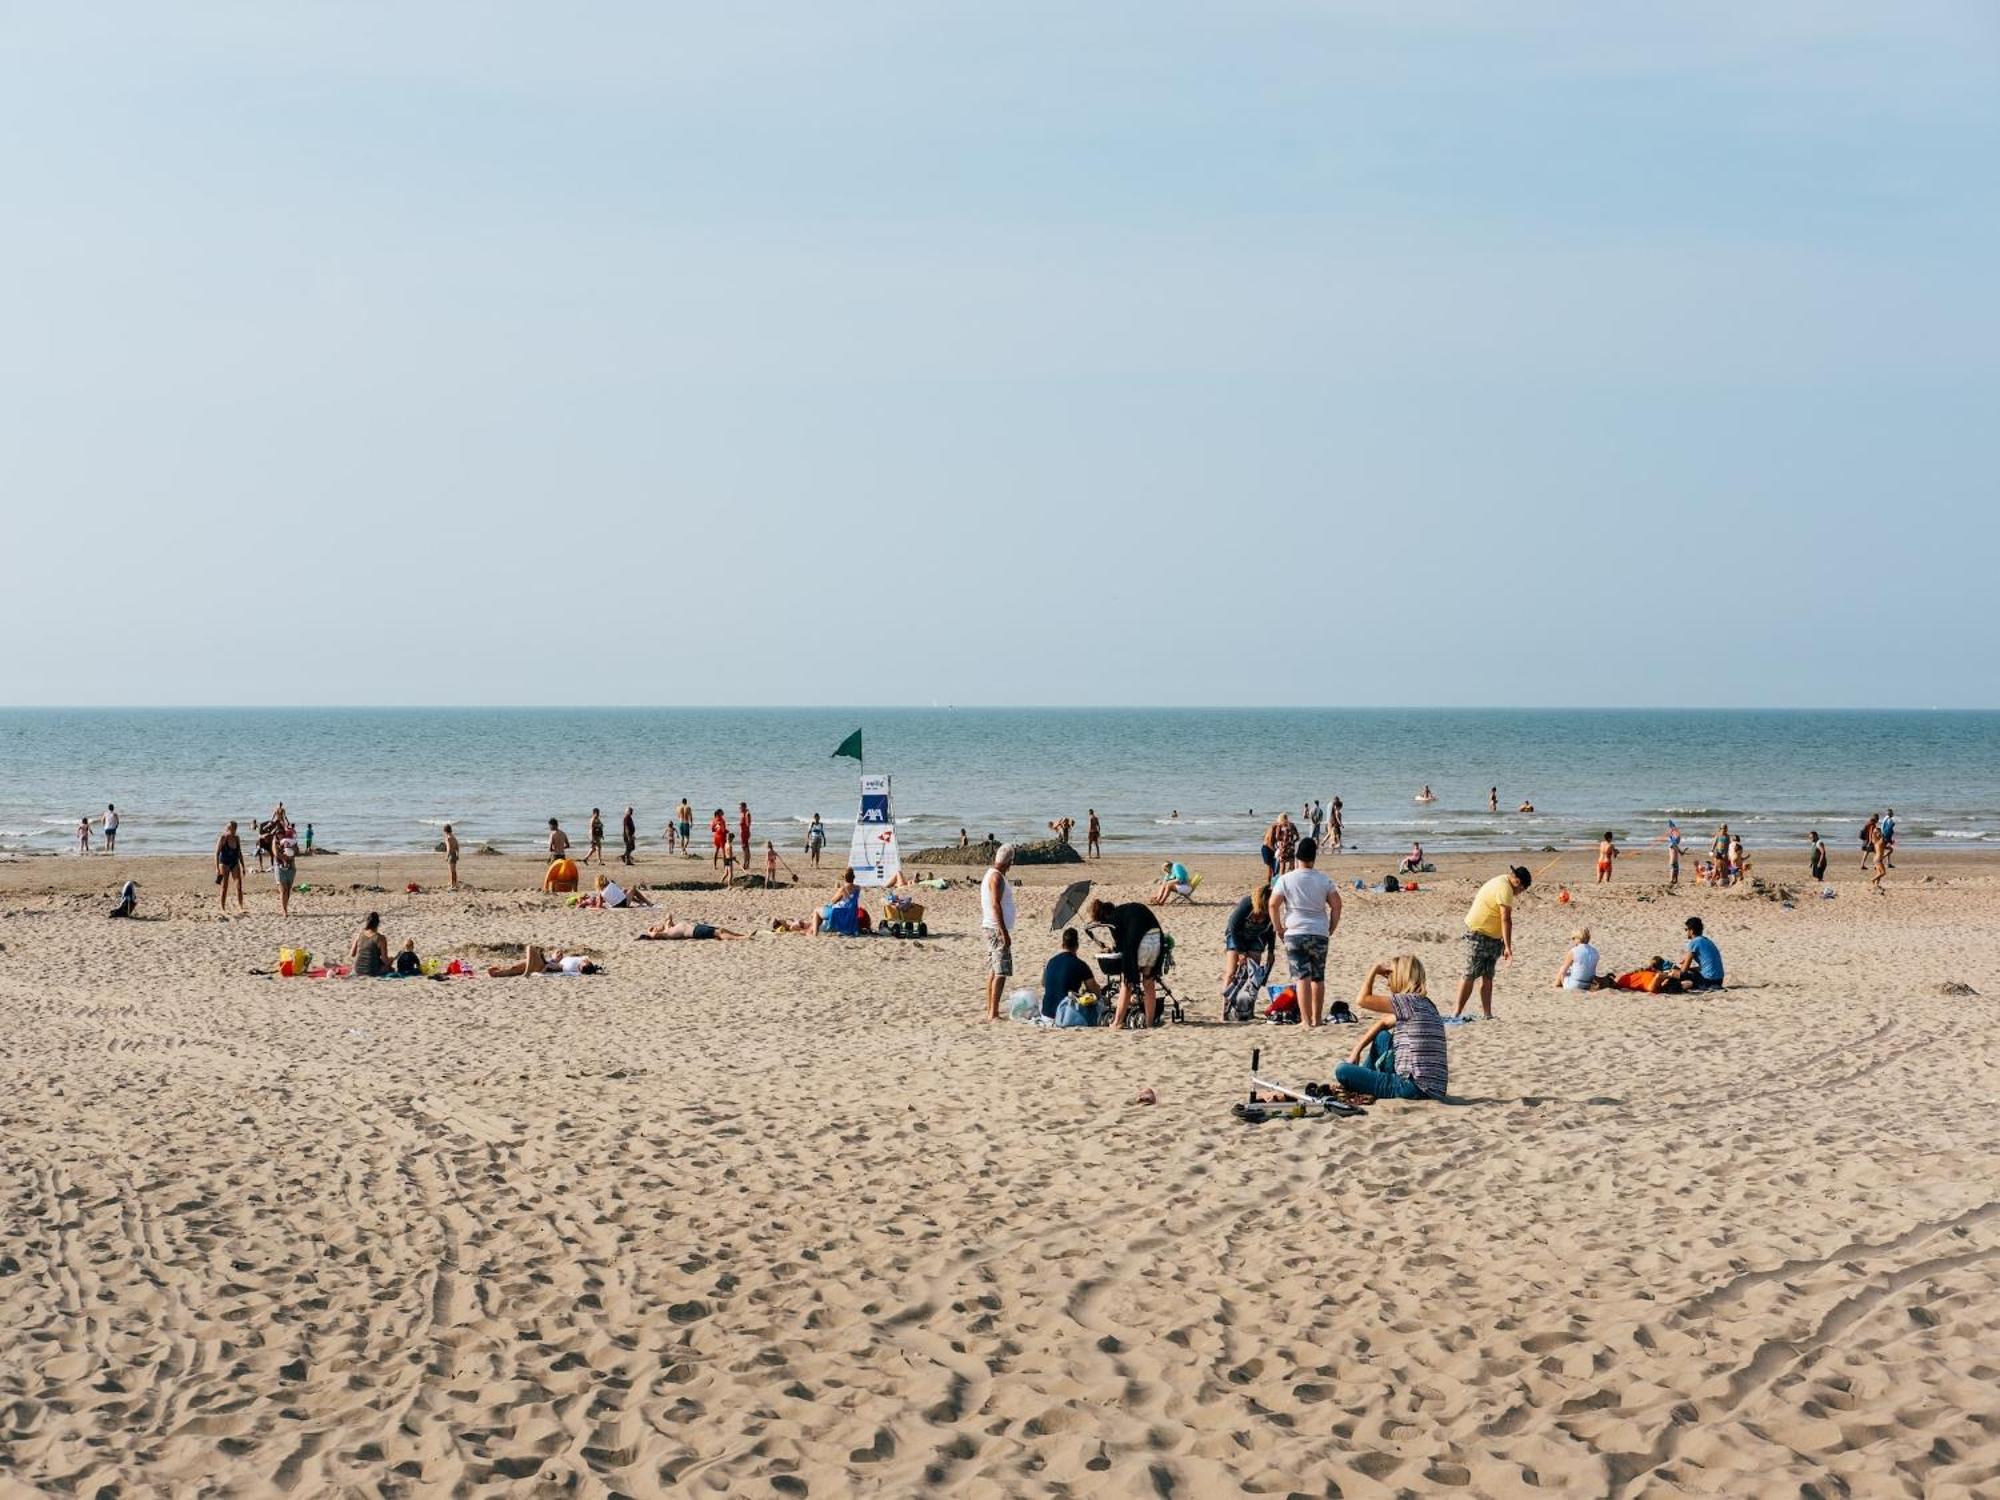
left=908, top=837, right=1083, bottom=866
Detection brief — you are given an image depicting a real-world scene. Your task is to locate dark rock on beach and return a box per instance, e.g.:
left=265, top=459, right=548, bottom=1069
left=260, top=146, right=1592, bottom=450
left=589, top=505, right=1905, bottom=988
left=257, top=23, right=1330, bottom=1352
left=906, top=837, right=1083, bottom=867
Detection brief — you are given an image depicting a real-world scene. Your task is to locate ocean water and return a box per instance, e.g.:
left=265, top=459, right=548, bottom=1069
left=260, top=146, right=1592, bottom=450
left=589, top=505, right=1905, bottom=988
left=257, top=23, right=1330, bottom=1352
left=2, top=708, right=1996, bottom=860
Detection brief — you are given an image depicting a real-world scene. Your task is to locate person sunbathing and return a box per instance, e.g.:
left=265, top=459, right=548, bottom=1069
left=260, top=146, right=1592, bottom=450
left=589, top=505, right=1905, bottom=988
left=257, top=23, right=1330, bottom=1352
left=638, top=917, right=747, bottom=941
left=579, top=874, right=655, bottom=909
left=487, top=945, right=601, bottom=976
left=1151, top=861, right=1192, bottom=905
left=770, top=916, right=813, bottom=934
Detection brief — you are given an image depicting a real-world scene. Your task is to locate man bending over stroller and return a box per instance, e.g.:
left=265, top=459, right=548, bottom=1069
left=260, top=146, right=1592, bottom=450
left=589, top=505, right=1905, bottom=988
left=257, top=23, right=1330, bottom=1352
left=1088, top=897, right=1163, bottom=1029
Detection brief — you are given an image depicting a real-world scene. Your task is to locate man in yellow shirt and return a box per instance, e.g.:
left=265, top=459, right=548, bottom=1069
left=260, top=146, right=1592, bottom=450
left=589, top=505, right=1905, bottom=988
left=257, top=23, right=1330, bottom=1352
left=1455, top=865, right=1531, bottom=1019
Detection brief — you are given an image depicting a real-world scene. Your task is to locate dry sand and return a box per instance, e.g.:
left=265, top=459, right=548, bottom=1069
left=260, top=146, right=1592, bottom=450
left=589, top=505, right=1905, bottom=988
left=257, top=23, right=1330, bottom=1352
left=3, top=844, right=1998, bottom=1497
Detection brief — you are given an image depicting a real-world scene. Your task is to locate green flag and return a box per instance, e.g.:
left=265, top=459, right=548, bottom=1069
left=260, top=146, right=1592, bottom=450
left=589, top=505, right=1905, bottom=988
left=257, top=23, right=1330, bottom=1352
left=831, top=728, right=863, bottom=762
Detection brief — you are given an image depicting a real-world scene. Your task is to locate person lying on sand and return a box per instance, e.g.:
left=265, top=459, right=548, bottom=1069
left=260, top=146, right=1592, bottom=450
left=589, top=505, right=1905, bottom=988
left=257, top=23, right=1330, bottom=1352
left=637, top=918, right=747, bottom=941
left=578, top=874, right=655, bottom=909
left=487, top=945, right=601, bottom=976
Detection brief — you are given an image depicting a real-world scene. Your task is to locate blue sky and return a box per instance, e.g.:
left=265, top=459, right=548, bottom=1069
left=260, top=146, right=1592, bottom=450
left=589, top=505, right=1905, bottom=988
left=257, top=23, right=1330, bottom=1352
left=3, top=3, right=1995, bottom=706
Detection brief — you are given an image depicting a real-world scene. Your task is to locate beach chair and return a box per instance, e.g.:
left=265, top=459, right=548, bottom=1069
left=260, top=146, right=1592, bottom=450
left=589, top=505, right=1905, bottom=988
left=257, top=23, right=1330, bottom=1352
left=820, top=892, right=861, bottom=937
left=1166, top=871, right=1202, bottom=905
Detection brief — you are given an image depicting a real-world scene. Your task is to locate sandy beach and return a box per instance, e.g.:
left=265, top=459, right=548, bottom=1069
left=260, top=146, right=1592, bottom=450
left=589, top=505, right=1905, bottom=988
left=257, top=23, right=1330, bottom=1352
left=3, top=844, right=1998, bottom=1497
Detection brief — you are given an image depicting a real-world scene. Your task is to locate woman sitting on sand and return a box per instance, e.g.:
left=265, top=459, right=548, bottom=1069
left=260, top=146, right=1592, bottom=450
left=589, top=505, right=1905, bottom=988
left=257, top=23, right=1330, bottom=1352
left=486, top=945, right=601, bottom=976
left=350, top=912, right=391, bottom=977
left=1400, top=840, right=1425, bottom=874
left=1331, top=956, right=1448, bottom=1103
left=638, top=917, right=748, bottom=941
left=1552, top=926, right=1600, bottom=991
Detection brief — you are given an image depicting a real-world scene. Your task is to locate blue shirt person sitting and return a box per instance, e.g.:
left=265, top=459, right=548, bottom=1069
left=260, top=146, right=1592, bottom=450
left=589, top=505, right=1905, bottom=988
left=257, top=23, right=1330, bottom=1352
left=1672, top=916, right=1725, bottom=991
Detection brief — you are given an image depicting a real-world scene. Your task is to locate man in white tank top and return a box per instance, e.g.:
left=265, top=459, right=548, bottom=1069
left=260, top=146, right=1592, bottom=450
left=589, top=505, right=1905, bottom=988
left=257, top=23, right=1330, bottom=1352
left=981, top=844, right=1017, bottom=1021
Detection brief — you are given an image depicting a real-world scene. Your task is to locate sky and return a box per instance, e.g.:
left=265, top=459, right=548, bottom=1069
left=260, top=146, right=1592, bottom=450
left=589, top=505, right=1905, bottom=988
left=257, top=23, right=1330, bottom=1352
left=2, top=2, right=1995, bottom=708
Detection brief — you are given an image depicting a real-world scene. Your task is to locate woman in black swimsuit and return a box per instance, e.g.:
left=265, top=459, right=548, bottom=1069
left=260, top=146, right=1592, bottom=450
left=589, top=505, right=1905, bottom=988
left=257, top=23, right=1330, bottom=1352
left=215, top=821, right=246, bottom=912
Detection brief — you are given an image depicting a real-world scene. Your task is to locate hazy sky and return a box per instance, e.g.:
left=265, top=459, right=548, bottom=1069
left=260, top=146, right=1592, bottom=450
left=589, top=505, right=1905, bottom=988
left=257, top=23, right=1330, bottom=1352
left=4, top=3, right=1995, bottom=707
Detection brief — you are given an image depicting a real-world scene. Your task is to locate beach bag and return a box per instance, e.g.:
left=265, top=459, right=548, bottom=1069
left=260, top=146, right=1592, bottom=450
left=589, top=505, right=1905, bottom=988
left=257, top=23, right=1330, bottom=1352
left=1264, top=984, right=1300, bottom=1023
left=278, top=947, right=311, bottom=978
left=1381, top=874, right=1399, bottom=893
left=1055, top=996, right=1096, bottom=1028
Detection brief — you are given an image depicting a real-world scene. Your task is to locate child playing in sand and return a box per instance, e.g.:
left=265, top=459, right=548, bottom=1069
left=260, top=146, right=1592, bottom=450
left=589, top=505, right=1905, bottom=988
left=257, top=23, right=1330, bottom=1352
left=766, top=841, right=778, bottom=887
left=1596, top=833, right=1618, bottom=884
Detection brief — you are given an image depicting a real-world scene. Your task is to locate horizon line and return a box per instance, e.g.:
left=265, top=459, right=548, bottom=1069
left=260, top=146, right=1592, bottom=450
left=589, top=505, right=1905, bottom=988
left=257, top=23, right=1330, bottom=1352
left=0, top=704, right=1990, bottom=714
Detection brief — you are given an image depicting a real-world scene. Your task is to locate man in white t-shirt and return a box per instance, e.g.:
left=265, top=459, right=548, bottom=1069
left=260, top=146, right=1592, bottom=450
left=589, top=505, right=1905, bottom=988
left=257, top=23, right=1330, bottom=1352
left=981, top=844, right=1017, bottom=1022
left=1267, top=836, right=1342, bottom=1026
left=103, top=804, right=119, bottom=853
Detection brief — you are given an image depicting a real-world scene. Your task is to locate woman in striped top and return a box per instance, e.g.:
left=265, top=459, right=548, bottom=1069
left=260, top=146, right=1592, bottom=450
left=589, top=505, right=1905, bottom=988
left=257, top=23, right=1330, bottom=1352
left=1335, top=955, right=1449, bottom=1102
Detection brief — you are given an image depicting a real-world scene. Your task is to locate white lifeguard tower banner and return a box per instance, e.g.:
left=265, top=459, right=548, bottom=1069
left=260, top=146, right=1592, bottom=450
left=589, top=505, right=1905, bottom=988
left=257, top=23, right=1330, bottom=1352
left=848, top=774, right=901, bottom=887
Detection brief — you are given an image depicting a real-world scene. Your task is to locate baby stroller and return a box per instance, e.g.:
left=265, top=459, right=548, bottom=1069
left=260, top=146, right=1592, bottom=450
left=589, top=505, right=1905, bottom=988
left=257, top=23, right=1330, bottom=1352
left=1087, top=925, right=1185, bottom=1028
left=1222, top=956, right=1267, bottom=1023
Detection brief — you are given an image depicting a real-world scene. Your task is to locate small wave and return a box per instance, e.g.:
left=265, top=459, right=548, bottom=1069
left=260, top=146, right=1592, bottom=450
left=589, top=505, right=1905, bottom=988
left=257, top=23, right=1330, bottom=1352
left=1931, top=829, right=1990, bottom=840
left=417, top=818, right=455, bottom=827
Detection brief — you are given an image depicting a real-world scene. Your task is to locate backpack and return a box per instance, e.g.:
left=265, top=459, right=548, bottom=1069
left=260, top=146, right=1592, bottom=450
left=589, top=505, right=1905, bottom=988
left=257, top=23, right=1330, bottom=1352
left=1381, top=874, right=1400, bottom=893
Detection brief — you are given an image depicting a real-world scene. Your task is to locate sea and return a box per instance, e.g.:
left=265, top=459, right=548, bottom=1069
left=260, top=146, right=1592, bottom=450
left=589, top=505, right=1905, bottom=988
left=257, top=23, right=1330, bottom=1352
left=2, top=708, right=1996, bottom=861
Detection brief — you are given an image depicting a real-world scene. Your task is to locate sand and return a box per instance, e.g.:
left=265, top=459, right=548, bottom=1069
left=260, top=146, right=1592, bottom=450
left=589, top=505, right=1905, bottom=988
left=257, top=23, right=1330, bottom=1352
left=3, top=843, right=1998, bottom=1497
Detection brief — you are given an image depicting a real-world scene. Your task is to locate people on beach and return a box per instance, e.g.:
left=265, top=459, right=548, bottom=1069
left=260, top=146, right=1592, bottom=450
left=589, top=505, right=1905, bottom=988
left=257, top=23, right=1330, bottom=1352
left=1808, top=829, right=1827, bottom=882
left=1666, top=820, right=1683, bottom=885
left=394, top=939, right=423, bottom=976
left=1329, top=797, right=1342, bottom=848
left=738, top=803, right=752, bottom=868
left=1269, top=836, right=1341, bottom=1027
left=1879, top=808, right=1896, bottom=866
left=622, top=806, right=637, bottom=865
left=1554, top=926, right=1599, bottom=991
left=1088, top=896, right=1164, bottom=1029
left=1858, top=813, right=1879, bottom=869
left=1711, top=824, right=1731, bottom=886
left=1596, top=832, right=1618, bottom=884
left=1517, top=799, right=1535, bottom=814
left=76, top=815, right=91, bottom=854
left=710, top=810, right=729, bottom=868
left=585, top=808, right=605, bottom=865
left=582, top=873, right=653, bottom=908
left=1049, top=815, right=1075, bottom=846
left=1400, top=840, right=1425, bottom=874
left=980, top=844, right=1017, bottom=1021
left=1041, top=927, right=1102, bottom=1020
left=443, top=823, right=461, bottom=890
left=677, top=799, right=693, bottom=854
left=488, top=945, right=601, bottom=975
left=1729, top=832, right=1748, bottom=884
left=215, top=821, right=246, bottom=911
left=1455, top=865, right=1531, bottom=1018
left=102, top=804, right=119, bottom=852
left=303, top=823, right=313, bottom=853
left=807, top=813, right=826, bottom=868
left=547, top=818, right=570, bottom=862
left=274, top=824, right=299, bottom=915
left=108, top=879, right=138, bottom=919
left=1086, top=809, right=1101, bottom=859
left=1870, top=832, right=1888, bottom=893
left=638, top=917, right=747, bottom=941
left=351, top=912, right=390, bottom=977
left=1672, top=916, right=1725, bottom=990
left=1489, top=786, right=1499, bottom=814
left=1334, top=956, right=1448, bottom=1102
left=1265, top=812, right=1299, bottom=874
left=1151, top=860, right=1192, bottom=905
left=1221, top=883, right=1275, bottom=998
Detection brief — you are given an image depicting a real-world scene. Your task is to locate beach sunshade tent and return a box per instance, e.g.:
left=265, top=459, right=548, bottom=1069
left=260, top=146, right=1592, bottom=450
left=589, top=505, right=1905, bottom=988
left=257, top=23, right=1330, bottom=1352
left=1051, top=879, right=1092, bottom=931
